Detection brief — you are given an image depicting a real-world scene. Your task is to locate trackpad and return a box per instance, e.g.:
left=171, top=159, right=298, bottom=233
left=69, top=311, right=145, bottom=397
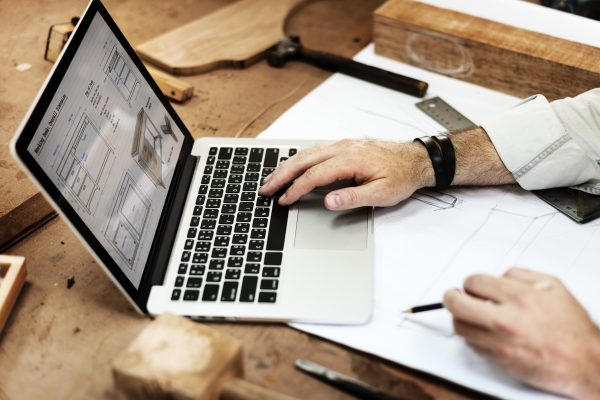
left=294, top=193, right=368, bottom=250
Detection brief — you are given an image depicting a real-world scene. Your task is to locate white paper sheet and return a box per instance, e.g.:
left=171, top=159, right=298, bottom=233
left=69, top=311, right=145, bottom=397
left=260, top=44, right=600, bottom=399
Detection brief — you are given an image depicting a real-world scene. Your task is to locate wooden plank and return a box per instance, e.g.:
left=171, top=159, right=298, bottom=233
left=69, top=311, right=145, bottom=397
left=373, top=0, right=600, bottom=100
left=137, top=0, right=307, bottom=75
left=0, top=255, right=26, bottom=333
left=0, top=193, right=56, bottom=254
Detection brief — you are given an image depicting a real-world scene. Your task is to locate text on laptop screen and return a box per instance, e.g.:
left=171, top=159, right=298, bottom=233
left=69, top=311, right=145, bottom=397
left=27, top=13, right=184, bottom=288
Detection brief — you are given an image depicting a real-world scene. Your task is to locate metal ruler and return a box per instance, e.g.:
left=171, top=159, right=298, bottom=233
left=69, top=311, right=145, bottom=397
left=415, top=96, right=476, bottom=131
left=415, top=96, right=600, bottom=224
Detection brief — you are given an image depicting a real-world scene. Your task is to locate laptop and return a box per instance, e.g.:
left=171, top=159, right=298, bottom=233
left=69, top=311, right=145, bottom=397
left=10, top=0, right=373, bottom=323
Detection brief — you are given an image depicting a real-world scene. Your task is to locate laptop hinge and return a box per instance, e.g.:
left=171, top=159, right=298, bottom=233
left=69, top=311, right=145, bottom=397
left=138, top=153, right=198, bottom=309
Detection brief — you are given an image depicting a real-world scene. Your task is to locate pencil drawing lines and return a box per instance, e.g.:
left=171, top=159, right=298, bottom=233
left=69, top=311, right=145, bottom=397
left=103, top=42, right=140, bottom=105
left=411, top=189, right=458, bottom=210
left=132, top=108, right=165, bottom=188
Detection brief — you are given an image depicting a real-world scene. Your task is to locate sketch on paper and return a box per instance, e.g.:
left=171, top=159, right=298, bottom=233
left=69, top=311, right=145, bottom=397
left=56, top=112, right=115, bottom=215
left=132, top=108, right=165, bottom=187
left=103, top=42, right=140, bottom=104
left=104, top=172, right=151, bottom=268
left=411, top=189, right=458, bottom=210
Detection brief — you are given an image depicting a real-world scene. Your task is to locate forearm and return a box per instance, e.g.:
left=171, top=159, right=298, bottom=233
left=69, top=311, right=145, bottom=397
left=418, top=127, right=516, bottom=189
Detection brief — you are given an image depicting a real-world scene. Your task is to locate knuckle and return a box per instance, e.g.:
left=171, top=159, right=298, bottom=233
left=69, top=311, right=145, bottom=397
left=303, top=165, right=321, bottom=181
left=464, top=275, right=482, bottom=292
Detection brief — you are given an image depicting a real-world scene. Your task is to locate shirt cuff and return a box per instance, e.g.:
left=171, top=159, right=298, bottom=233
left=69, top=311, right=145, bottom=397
left=480, top=94, right=600, bottom=191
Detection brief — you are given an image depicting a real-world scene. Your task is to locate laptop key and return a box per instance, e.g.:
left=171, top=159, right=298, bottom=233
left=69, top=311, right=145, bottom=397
left=211, top=179, right=226, bottom=188
left=222, top=203, right=236, bottom=214
left=226, top=184, right=241, bottom=194
left=265, top=252, right=283, bottom=265
left=221, top=281, right=239, bottom=302
left=243, top=182, right=257, bottom=192
left=228, top=257, right=243, bottom=268
left=267, top=201, right=288, bottom=250
left=232, top=234, right=247, bottom=244
left=198, top=230, right=213, bottom=241
left=190, top=264, right=205, bottom=275
left=190, top=216, right=200, bottom=227
left=181, top=251, right=191, bottom=262
left=193, top=252, right=208, bottom=264
left=200, top=220, right=216, bottom=230
left=231, top=165, right=245, bottom=174
left=256, top=197, right=271, bottom=206
left=236, top=212, right=252, bottom=223
left=245, top=172, right=260, bottom=182
left=194, top=205, right=203, bottom=215
left=216, top=160, right=229, bottom=169
left=219, top=214, right=235, bottom=225
left=244, top=263, right=260, bottom=274
left=263, top=267, right=280, bottom=278
left=212, top=248, right=227, bottom=258
left=224, top=194, right=239, bottom=203
left=254, top=207, right=269, bottom=218
left=178, top=263, right=188, bottom=274
left=213, top=169, right=227, bottom=179
left=240, top=276, right=258, bottom=302
left=196, top=195, right=205, bottom=205
left=241, top=192, right=255, bottom=202
left=262, top=167, right=275, bottom=177
left=206, top=155, right=215, bottom=165
left=217, top=225, right=232, bottom=235
left=247, top=163, right=261, bottom=172
left=228, top=174, right=243, bottom=184
left=249, top=148, right=264, bottom=163
left=202, top=175, right=211, bottom=185
left=209, top=147, right=218, bottom=155
left=218, top=147, right=233, bottom=160
left=258, top=291, right=277, bottom=303
left=199, top=185, right=208, bottom=194
left=235, top=147, right=248, bottom=156
left=171, top=289, right=181, bottom=301
left=251, top=229, right=266, bottom=239
left=202, top=285, right=219, bottom=301
left=231, top=245, right=245, bottom=256
left=209, top=260, right=225, bottom=270
left=204, top=165, right=213, bottom=175
left=203, top=209, right=219, bottom=219
left=207, top=271, right=222, bottom=282
left=187, top=277, right=203, bottom=288
left=252, top=218, right=268, bottom=228
left=264, top=148, right=279, bottom=167
left=225, top=269, right=241, bottom=280
left=184, top=290, right=200, bottom=301
left=195, top=241, right=211, bottom=252
left=233, top=156, right=246, bottom=165
left=249, top=240, right=264, bottom=251
left=234, top=223, right=250, bottom=233
left=206, top=198, right=221, bottom=208
left=260, top=279, right=278, bottom=290
left=247, top=252, right=262, bottom=262
left=208, top=189, right=223, bottom=198
left=184, top=239, right=194, bottom=250
left=175, top=276, right=185, bottom=287
left=214, top=236, right=229, bottom=247
left=239, top=202, right=253, bottom=212
left=289, top=148, right=297, bottom=156
left=187, top=228, right=197, bottom=238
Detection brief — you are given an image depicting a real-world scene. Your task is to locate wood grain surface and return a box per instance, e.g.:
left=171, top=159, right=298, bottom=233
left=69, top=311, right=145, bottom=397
left=137, top=0, right=307, bottom=75
left=373, top=0, right=600, bottom=101
left=0, top=1, right=485, bottom=399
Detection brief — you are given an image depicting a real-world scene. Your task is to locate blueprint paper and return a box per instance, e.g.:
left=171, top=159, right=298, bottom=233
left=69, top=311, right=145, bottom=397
left=260, top=45, right=600, bottom=399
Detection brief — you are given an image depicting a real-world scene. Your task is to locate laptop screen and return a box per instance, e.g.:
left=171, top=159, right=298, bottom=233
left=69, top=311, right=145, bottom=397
left=25, top=11, right=185, bottom=289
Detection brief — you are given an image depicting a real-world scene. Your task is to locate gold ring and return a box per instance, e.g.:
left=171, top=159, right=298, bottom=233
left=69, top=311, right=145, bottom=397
left=533, top=280, right=553, bottom=291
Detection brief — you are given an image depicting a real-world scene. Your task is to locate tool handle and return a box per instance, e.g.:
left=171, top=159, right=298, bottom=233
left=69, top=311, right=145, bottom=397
left=301, top=48, right=427, bottom=97
left=220, top=378, right=300, bottom=400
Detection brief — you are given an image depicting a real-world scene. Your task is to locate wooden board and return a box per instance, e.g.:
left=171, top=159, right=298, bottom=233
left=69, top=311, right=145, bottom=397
left=0, top=255, right=26, bottom=333
left=137, top=0, right=307, bottom=75
left=373, top=0, right=600, bottom=100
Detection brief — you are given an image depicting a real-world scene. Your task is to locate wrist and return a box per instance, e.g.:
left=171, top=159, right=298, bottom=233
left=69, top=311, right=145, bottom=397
left=408, top=141, right=435, bottom=189
left=571, top=327, right=600, bottom=399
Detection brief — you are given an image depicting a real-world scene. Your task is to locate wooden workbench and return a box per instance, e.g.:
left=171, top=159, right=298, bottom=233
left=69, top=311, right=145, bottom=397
left=0, top=1, right=485, bottom=398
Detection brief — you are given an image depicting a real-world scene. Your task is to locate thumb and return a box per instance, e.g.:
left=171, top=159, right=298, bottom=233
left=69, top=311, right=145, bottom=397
left=324, top=180, right=394, bottom=210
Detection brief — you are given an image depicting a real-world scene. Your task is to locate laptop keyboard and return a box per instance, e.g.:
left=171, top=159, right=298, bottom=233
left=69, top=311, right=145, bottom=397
left=171, top=146, right=297, bottom=304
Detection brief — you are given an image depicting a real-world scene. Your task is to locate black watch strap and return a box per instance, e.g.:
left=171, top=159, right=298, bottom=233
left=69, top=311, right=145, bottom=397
left=414, top=135, right=456, bottom=191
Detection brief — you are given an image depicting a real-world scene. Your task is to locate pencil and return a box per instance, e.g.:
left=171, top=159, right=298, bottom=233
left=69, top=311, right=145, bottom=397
left=402, top=302, right=444, bottom=314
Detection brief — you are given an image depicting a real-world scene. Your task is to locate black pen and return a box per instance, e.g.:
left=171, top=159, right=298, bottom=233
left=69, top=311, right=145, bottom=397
left=295, top=359, right=405, bottom=400
left=402, top=302, right=444, bottom=314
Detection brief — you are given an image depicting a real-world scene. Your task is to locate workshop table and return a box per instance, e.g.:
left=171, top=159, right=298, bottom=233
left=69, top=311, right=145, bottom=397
left=0, top=1, right=486, bottom=398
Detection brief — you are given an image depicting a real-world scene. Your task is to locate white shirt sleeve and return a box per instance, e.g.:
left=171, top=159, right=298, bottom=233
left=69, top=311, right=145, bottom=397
left=481, top=89, right=600, bottom=194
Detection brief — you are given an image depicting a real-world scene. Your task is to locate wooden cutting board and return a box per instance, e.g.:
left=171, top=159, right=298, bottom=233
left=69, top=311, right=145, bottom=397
left=137, top=0, right=308, bottom=75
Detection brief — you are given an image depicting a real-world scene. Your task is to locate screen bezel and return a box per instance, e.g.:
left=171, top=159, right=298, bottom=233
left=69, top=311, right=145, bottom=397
left=12, top=0, right=194, bottom=312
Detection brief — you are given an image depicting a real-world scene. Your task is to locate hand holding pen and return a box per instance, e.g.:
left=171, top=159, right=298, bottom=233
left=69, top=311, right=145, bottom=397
left=404, top=267, right=600, bottom=399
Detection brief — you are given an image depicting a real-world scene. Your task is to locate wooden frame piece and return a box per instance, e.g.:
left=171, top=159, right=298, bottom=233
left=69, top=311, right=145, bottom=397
left=373, top=0, right=600, bottom=100
left=0, top=255, right=27, bottom=333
